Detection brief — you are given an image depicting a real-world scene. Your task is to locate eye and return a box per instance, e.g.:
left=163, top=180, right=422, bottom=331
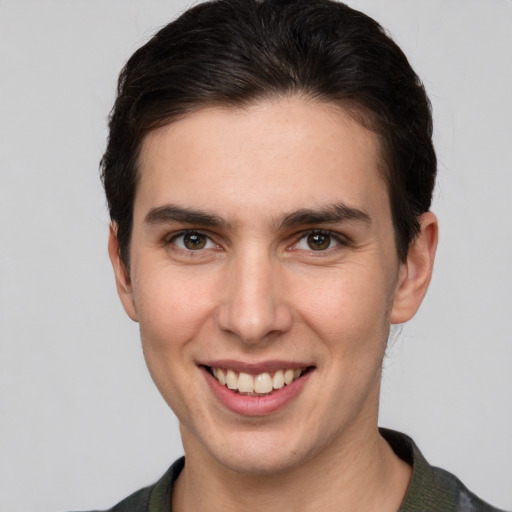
left=295, top=231, right=342, bottom=251
left=171, top=231, right=215, bottom=251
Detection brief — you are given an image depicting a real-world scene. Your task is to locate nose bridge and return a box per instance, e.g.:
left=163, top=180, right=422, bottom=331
left=216, top=244, right=292, bottom=343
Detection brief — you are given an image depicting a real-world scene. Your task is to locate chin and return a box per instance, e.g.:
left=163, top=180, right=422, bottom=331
left=202, top=428, right=321, bottom=476
left=215, top=447, right=304, bottom=476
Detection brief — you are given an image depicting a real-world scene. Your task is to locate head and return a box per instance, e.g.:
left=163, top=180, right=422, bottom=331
left=103, top=0, right=438, bottom=477
left=101, top=0, right=436, bottom=267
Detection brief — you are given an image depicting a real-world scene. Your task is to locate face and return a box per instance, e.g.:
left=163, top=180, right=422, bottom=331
left=110, top=97, right=435, bottom=475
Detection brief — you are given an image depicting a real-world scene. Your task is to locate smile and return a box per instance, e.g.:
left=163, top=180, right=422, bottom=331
left=208, top=367, right=308, bottom=395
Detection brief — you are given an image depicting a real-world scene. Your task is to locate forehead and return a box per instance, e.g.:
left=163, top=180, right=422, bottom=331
left=136, top=97, right=388, bottom=224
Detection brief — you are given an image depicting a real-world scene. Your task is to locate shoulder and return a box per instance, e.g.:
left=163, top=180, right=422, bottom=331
left=428, top=465, right=506, bottom=512
left=73, top=457, right=184, bottom=512
left=101, top=485, right=153, bottom=512
left=380, top=428, right=507, bottom=512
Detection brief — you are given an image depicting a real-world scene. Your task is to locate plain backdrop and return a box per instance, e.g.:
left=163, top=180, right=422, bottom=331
left=1, top=1, right=511, bottom=511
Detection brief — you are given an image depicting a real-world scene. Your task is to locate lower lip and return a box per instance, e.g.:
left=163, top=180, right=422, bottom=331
left=202, top=367, right=312, bottom=416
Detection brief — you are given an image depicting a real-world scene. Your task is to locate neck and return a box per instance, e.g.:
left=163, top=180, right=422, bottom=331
left=173, top=423, right=411, bottom=512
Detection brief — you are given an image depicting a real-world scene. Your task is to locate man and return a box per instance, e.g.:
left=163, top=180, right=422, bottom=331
left=91, top=0, right=505, bottom=510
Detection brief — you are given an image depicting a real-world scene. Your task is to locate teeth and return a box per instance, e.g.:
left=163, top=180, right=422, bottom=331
left=213, top=368, right=226, bottom=385
left=254, top=372, right=273, bottom=393
left=226, top=369, right=238, bottom=390
left=237, top=372, right=254, bottom=393
left=272, top=370, right=285, bottom=389
left=211, top=366, right=306, bottom=394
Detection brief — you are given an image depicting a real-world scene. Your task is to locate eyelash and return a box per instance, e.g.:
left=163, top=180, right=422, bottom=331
left=293, top=229, right=350, bottom=253
left=165, top=228, right=349, bottom=254
left=166, top=230, right=217, bottom=252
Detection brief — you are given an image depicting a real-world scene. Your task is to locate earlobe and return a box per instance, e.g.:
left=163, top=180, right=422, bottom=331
left=390, top=212, right=438, bottom=324
left=108, top=224, right=139, bottom=322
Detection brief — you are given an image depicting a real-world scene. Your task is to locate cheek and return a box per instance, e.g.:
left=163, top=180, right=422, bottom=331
left=133, top=273, right=215, bottom=418
left=138, top=293, right=194, bottom=346
left=131, top=266, right=216, bottom=371
left=292, top=266, right=394, bottom=354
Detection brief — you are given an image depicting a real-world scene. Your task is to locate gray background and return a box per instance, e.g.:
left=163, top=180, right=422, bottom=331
left=1, top=1, right=511, bottom=511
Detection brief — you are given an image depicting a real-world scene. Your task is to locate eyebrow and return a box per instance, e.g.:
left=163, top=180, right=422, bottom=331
left=145, top=205, right=231, bottom=228
left=277, top=203, right=371, bottom=229
left=144, top=202, right=371, bottom=230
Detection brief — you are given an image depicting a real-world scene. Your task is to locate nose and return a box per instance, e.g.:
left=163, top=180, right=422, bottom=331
left=215, top=249, right=293, bottom=345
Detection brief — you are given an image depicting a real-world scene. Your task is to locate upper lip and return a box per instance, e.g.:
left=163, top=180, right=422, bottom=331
left=199, top=359, right=314, bottom=374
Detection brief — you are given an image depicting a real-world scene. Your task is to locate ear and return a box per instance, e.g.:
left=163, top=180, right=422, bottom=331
left=390, top=212, right=438, bottom=324
left=108, top=224, right=139, bottom=322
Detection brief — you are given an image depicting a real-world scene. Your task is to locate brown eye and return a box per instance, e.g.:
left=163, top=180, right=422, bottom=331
left=307, top=233, right=331, bottom=250
left=183, top=232, right=207, bottom=250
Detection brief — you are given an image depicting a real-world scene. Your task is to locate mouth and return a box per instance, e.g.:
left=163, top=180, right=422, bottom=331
left=204, top=365, right=314, bottom=396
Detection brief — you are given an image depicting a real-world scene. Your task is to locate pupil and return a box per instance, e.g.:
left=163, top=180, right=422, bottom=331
left=308, top=233, right=330, bottom=250
left=184, top=233, right=206, bottom=250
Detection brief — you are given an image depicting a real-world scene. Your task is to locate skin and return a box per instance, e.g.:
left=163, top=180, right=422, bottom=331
left=109, top=96, right=438, bottom=511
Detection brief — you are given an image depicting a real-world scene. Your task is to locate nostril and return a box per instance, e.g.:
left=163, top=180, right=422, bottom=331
left=215, top=300, right=294, bottom=344
left=214, top=263, right=293, bottom=343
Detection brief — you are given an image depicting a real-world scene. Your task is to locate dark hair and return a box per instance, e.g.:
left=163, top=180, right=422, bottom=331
left=101, top=0, right=436, bottom=264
